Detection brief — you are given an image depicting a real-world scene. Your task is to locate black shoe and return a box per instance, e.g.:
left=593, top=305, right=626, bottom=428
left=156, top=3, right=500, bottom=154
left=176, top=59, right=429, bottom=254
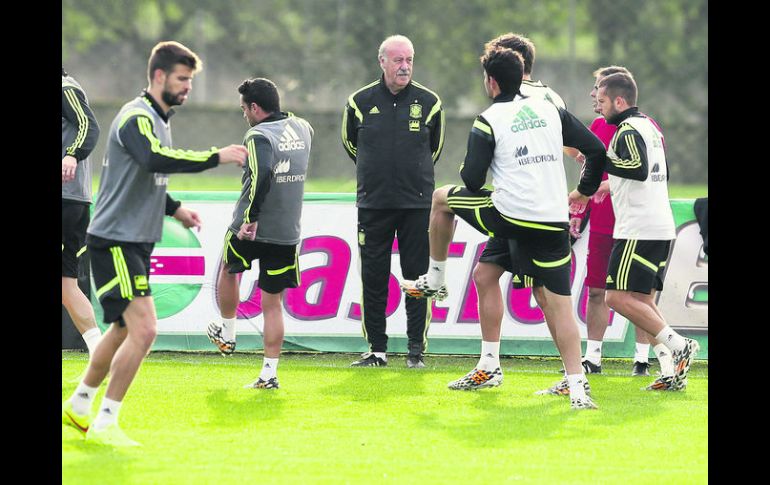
left=244, top=376, right=279, bottom=389
left=631, top=361, right=651, bottom=376
left=406, top=341, right=425, bottom=368
left=581, top=359, right=602, bottom=374
left=560, top=359, right=602, bottom=375
left=350, top=352, right=387, bottom=367
left=406, top=354, right=425, bottom=368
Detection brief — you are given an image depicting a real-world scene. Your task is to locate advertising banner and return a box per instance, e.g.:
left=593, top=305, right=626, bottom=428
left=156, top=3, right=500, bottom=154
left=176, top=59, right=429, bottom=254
left=89, top=193, right=707, bottom=358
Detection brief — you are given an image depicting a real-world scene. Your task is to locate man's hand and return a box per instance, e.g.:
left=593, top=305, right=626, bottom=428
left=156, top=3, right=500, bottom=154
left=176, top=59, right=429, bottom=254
left=568, top=189, right=590, bottom=215
left=592, top=180, right=610, bottom=203
left=569, top=217, right=583, bottom=239
left=217, top=145, right=248, bottom=167
left=237, top=222, right=257, bottom=241
left=173, top=206, right=202, bottom=231
left=62, top=155, right=77, bottom=183
left=575, top=152, right=586, bottom=165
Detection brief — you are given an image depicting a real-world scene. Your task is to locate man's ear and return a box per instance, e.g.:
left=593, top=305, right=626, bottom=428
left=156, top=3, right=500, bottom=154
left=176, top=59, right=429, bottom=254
left=152, top=68, right=166, bottom=85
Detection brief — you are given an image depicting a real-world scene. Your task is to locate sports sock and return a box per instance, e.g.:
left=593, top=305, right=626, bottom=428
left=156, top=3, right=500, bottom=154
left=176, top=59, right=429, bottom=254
left=70, top=382, right=98, bottom=416
left=221, top=317, right=236, bottom=341
left=427, top=258, right=446, bottom=289
left=634, top=343, right=650, bottom=363
left=93, top=397, right=122, bottom=431
left=373, top=352, right=387, bottom=362
left=259, top=357, right=279, bottom=380
left=654, top=343, right=675, bottom=377
left=655, top=326, right=686, bottom=353
left=81, top=328, right=102, bottom=356
left=477, top=340, right=500, bottom=370
left=583, top=340, right=603, bottom=365
left=566, top=373, right=587, bottom=400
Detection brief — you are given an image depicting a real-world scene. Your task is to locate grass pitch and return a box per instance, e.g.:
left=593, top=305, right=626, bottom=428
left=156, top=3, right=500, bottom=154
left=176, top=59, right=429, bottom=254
left=62, top=351, right=707, bottom=484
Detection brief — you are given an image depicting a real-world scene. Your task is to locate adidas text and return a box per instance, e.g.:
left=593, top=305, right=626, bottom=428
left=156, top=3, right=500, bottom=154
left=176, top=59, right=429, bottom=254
left=278, top=140, right=306, bottom=151
left=511, top=118, right=547, bottom=133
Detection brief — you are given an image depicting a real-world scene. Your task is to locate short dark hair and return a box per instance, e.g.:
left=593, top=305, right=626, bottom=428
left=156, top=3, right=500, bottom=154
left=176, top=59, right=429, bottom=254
left=238, top=78, right=280, bottom=113
left=485, top=33, right=535, bottom=75
left=147, top=41, right=202, bottom=83
left=598, top=72, right=638, bottom=106
left=481, top=48, right=524, bottom=96
left=592, top=65, right=631, bottom=79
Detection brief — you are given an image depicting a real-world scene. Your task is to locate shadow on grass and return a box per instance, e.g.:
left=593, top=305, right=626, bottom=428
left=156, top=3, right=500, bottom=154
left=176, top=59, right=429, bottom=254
left=316, top=365, right=433, bottom=403
left=409, top=374, right=703, bottom=448
left=204, top=388, right=287, bottom=428
left=414, top=390, right=568, bottom=447
left=62, top=435, right=139, bottom=484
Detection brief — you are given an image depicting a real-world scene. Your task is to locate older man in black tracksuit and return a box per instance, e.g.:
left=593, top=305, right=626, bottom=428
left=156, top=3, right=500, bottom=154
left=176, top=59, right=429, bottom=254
left=342, top=34, right=445, bottom=368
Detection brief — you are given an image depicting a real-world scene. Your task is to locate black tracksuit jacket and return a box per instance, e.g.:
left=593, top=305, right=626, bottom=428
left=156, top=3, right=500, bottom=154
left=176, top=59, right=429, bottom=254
left=342, top=76, right=445, bottom=208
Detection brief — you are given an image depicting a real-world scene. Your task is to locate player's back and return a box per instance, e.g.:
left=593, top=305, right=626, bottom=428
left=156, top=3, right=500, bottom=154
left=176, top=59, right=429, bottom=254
left=482, top=94, right=569, bottom=222
left=520, top=79, right=566, bottom=109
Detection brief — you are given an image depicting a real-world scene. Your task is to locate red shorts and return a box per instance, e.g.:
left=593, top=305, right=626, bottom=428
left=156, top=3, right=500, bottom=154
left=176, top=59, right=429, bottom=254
left=585, top=232, right=614, bottom=289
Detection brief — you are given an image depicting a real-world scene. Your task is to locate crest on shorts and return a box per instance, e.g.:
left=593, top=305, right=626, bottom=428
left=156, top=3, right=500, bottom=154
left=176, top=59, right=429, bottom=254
left=134, top=275, right=149, bottom=290
left=409, top=104, right=422, bottom=118
left=358, top=231, right=365, bottom=246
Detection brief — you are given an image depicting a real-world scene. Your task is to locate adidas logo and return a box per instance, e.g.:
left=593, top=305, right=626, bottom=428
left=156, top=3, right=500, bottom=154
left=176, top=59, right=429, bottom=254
left=606, top=275, right=614, bottom=284
left=101, top=408, right=112, bottom=415
left=264, top=363, right=271, bottom=368
left=278, top=124, right=306, bottom=151
left=274, top=159, right=290, bottom=174
left=511, top=106, right=548, bottom=133
left=512, top=275, right=521, bottom=283
left=369, top=106, right=380, bottom=114
left=514, top=146, right=529, bottom=157
left=77, top=392, right=89, bottom=399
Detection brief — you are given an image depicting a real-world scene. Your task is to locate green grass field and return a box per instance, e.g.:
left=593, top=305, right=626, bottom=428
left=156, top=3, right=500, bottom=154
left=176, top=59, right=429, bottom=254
left=62, top=351, right=708, bottom=484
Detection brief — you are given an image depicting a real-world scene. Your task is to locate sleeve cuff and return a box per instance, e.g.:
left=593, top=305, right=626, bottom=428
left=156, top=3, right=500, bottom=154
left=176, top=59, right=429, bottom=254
left=165, top=197, right=182, bottom=216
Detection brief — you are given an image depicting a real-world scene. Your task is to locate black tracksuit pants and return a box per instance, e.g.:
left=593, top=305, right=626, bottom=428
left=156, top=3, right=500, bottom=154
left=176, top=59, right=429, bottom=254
left=357, top=208, right=431, bottom=353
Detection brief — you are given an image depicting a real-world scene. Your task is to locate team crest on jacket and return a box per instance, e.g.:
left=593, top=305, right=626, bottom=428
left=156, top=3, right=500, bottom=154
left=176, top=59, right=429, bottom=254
left=409, top=104, right=422, bottom=119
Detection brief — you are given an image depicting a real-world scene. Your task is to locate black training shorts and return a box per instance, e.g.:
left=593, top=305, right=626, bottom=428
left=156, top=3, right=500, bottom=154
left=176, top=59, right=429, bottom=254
left=447, top=186, right=572, bottom=295
left=605, top=239, right=671, bottom=294
left=222, top=230, right=300, bottom=294
left=87, top=234, right=154, bottom=326
left=62, top=200, right=90, bottom=278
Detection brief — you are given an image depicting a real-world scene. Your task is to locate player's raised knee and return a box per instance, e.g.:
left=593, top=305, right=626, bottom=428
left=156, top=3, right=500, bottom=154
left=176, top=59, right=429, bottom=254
left=432, top=185, right=453, bottom=207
